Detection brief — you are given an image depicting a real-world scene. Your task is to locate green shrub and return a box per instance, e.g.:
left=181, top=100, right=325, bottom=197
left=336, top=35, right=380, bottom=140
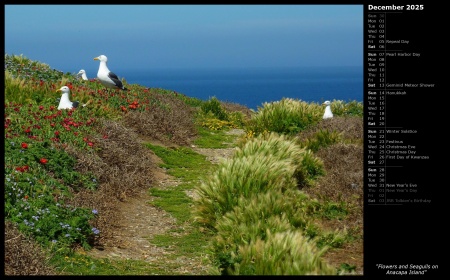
left=226, top=111, right=245, bottom=127
left=197, top=111, right=232, bottom=130
left=200, top=96, right=228, bottom=121
left=245, top=98, right=322, bottom=135
left=328, top=100, right=364, bottom=117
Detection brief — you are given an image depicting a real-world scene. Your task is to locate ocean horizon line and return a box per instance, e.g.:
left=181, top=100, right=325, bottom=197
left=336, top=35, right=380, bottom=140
left=118, top=66, right=363, bottom=110
left=119, top=65, right=363, bottom=73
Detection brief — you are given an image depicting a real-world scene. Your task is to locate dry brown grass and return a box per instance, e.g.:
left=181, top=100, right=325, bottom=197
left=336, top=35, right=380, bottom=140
left=297, top=116, right=364, bottom=273
left=297, top=116, right=363, bottom=144
left=60, top=119, right=160, bottom=247
left=122, top=93, right=198, bottom=146
left=4, top=220, right=60, bottom=276
left=220, top=101, right=254, bottom=120
left=298, top=116, right=363, bottom=213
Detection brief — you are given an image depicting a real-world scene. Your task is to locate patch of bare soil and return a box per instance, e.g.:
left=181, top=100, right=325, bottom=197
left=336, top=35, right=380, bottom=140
left=86, top=176, right=179, bottom=263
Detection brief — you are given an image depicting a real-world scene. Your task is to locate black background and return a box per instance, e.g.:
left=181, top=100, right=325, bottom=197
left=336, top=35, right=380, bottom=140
left=364, top=1, right=442, bottom=277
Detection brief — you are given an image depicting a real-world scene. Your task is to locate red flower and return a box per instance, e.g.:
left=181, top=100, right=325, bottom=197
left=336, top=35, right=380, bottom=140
left=21, top=142, right=28, bottom=149
left=40, top=158, right=48, bottom=165
left=24, top=195, right=29, bottom=200
left=15, top=165, right=29, bottom=172
left=88, top=142, right=94, bottom=147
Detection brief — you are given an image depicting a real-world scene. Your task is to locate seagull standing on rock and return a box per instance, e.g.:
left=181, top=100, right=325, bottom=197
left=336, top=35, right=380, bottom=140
left=322, top=100, right=333, bottom=119
left=94, top=55, right=128, bottom=91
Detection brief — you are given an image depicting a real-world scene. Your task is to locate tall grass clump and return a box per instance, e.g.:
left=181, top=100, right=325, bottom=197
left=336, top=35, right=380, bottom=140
left=299, top=129, right=342, bottom=152
left=212, top=189, right=323, bottom=274
left=297, top=149, right=326, bottom=188
left=235, top=132, right=325, bottom=188
left=194, top=154, right=298, bottom=229
left=211, top=188, right=347, bottom=275
left=245, top=98, right=322, bottom=136
left=4, top=71, right=59, bottom=105
left=233, top=230, right=336, bottom=275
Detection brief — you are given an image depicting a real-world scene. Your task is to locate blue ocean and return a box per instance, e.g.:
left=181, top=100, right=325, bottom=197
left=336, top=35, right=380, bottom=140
left=124, top=66, right=363, bottom=110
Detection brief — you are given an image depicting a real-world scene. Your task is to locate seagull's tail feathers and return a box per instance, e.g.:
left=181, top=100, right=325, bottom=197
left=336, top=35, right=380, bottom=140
left=73, top=99, right=92, bottom=108
left=83, top=99, right=92, bottom=107
left=72, top=101, right=80, bottom=109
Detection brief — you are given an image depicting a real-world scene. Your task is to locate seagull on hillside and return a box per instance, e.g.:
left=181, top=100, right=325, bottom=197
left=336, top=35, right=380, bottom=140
left=93, top=55, right=128, bottom=91
left=76, top=69, right=88, bottom=80
left=56, top=86, right=89, bottom=110
left=322, top=100, right=333, bottom=119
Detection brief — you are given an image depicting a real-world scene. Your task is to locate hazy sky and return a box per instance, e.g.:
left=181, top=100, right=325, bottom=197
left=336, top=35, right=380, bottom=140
left=5, top=4, right=363, bottom=75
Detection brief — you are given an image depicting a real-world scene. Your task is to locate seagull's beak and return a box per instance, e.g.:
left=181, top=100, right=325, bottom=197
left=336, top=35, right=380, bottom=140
left=94, top=57, right=99, bottom=61
left=56, top=89, right=61, bottom=93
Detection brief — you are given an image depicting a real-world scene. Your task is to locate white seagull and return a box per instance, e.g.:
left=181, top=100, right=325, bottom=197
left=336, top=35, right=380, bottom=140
left=93, top=55, right=128, bottom=91
left=56, top=86, right=89, bottom=110
left=322, top=100, right=333, bottom=119
left=76, top=69, right=88, bottom=80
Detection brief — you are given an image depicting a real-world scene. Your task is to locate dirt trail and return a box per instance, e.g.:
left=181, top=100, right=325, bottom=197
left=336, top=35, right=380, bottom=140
left=86, top=129, right=245, bottom=274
